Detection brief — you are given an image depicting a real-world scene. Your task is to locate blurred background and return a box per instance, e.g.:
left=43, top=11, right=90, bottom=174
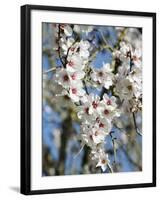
left=42, top=23, right=142, bottom=176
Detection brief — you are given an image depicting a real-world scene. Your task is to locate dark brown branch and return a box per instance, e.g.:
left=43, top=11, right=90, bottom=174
left=81, top=145, right=90, bottom=173
left=57, top=25, right=65, bottom=67
left=109, top=131, right=117, bottom=163
left=65, top=37, right=79, bottom=64
left=55, top=117, right=72, bottom=175
left=132, top=112, right=142, bottom=136
left=82, top=80, right=89, bottom=95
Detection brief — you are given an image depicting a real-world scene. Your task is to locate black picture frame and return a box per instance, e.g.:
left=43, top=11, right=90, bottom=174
left=21, top=4, right=156, bottom=195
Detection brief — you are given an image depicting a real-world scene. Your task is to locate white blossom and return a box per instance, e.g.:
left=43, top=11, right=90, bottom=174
left=102, top=93, right=117, bottom=108
left=51, top=25, right=142, bottom=172
left=73, top=25, right=93, bottom=34
left=115, top=78, right=134, bottom=100
left=60, top=36, right=75, bottom=55
left=66, top=54, right=84, bottom=72
left=131, top=48, right=142, bottom=68
left=68, top=81, right=86, bottom=102
left=96, top=154, right=109, bottom=172
left=91, top=63, right=113, bottom=89
left=54, top=68, right=71, bottom=88
left=91, top=149, right=110, bottom=172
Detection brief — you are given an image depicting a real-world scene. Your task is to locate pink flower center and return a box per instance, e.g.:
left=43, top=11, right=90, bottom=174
left=99, top=123, right=104, bottom=128
left=104, top=109, right=109, bottom=115
left=107, top=100, right=112, bottom=105
left=85, top=107, right=89, bottom=114
left=92, top=101, right=98, bottom=109
left=63, top=75, right=69, bottom=81
left=68, top=61, right=74, bottom=67
left=101, top=159, right=106, bottom=164
left=98, top=71, right=103, bottom=77
left=70, top=47, right=75, bottom=52
left=127, top=85, right=132, bottom=91
left=71, top=88, right=77, bottom=94
left=133, top=55, right=138, bottom=61
left=71, top=73, right=76, bottom=80
left=89, top=135, right=93, bottom=140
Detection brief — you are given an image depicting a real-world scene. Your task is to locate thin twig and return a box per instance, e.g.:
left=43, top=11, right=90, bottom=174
left=132, top=112, right=142, bottom=136
left=109, top=131, right=117, bottom=163
left=82, top=80, right=89, bottom=95
left=74, top=144, right=85, bottom=159
left=87, top=43, right=113, bottom=65
left=114, top=28, right=128, bottom=49
left=107, top=163, right=113, bottom=173
left=99, top=30, right=108, bottom=45
left=43, top=67, right=56, bottom=74
left=128, top=47, right=142, bottom=137
left=99, top=30, right=114, bottom=52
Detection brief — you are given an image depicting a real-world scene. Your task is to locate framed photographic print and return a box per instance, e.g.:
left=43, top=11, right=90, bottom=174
left=21, top=4, right=156, bottom=195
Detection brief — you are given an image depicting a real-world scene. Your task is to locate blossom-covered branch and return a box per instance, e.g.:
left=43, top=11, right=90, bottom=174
left=45, top=24, right=142, bottom=173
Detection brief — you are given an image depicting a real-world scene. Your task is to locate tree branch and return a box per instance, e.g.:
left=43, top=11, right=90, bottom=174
left=132, top=112, right=142, bottom=136
left=57, top=25, right=65, bottom=67
left=109, top=131, right=117, bottom=163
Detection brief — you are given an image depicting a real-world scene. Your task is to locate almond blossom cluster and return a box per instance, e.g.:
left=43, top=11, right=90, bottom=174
left=52, top=24, right=142, bottom=172
left=55, top=26, right=91, bottom=102
left=113, top=42, right=142, bottom=113
left=78, top=93, right=120, bottom=171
